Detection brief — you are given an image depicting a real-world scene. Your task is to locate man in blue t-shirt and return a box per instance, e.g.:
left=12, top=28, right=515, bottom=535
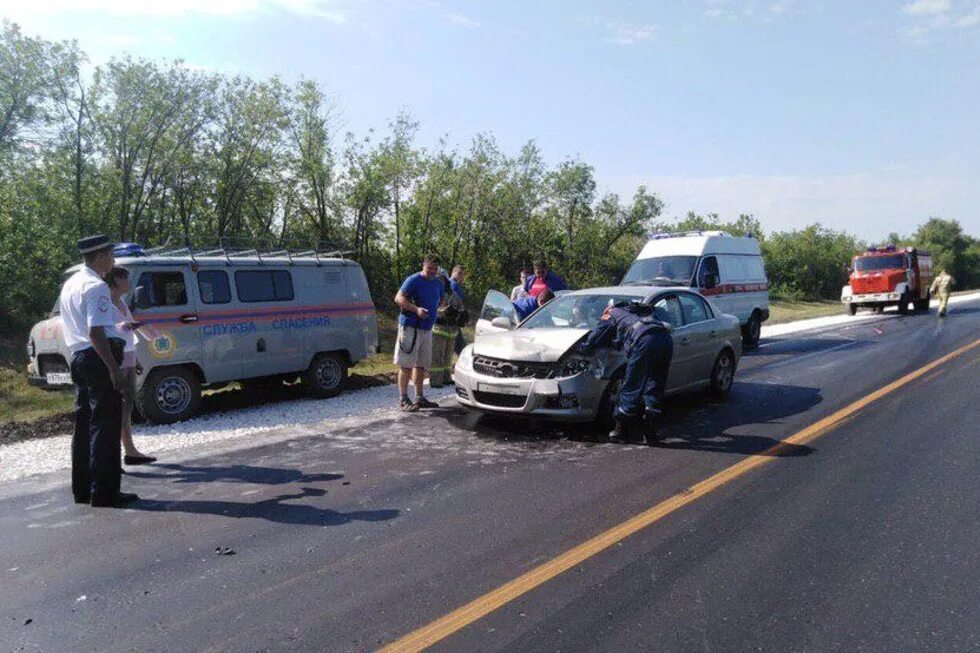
left=394, top=254, right=446, bottom=411
left=513, top=288, right=555, bottom=322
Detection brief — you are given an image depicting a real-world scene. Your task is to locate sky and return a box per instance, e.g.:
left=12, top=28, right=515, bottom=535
left=2, top=0, right=978, bottom=240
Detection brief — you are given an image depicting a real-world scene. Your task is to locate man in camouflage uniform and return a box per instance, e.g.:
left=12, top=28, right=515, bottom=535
left=930, top=269, right=955, bottom=317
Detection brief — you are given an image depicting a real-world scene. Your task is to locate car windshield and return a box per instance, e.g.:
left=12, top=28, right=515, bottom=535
left=621, top=256, right=697, bottom=286
left=854, top=254, right=906, bottom=272
left=521, top=294, right=640, bottom=330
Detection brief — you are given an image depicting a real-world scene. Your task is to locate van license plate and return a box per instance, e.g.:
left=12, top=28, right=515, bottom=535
left=477, top=383, right=524, bottom=396
left=46, top=372, right=71, bottom=385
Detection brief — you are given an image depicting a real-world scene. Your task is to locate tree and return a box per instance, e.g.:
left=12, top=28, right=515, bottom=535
left=376, top=111, right=420, bottom=280
left=286, top=78, right=339, bottom=244
left=0, top=21, right=56, bottom=155
left=91, top=58, right=212, bottom=240
left=914, top=218, right=972, bottom=283
left=207, top=75, right=288, bottom=240
left=762, top=224, right=861, bottom=301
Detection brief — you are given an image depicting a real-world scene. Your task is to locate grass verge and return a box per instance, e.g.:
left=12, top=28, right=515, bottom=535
left=0, top=366, right=74, bottom=425
left=766, top=299, right=844, bottom=325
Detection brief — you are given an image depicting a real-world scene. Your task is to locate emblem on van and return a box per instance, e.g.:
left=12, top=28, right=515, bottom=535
left=148, top=331, right=177, bottom=359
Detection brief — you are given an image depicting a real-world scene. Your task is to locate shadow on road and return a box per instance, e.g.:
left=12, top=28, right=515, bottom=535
left=131, top=486, right=400, bottom=526
left=126, top=463, right=343, bottom=485
left=445, top=381, right=821, bottom=458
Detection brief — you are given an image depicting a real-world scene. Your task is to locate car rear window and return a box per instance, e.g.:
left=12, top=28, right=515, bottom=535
left=235, top=270, right=294, bottom=302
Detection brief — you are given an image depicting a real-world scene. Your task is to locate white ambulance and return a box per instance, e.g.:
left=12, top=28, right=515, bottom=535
left=621, top=231, right=770, bottom=344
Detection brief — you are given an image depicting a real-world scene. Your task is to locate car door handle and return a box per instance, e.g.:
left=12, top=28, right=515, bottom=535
left=710, top=330, right=717, bottom=337
left=179, top=314, right=199, bottom=323
left=680, top=336, right=690, bottom=346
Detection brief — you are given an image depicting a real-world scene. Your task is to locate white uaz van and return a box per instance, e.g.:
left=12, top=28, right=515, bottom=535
left=26, top=245, right=379, bottom=423
left=621, top=231, right=769, bottom=344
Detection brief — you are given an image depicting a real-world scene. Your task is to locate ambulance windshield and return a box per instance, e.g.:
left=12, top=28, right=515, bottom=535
left=621, top=256, right=697, bottom=287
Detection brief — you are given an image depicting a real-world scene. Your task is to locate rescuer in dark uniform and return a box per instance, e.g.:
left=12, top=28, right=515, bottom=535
left=577, top=300, right=674, bottom=443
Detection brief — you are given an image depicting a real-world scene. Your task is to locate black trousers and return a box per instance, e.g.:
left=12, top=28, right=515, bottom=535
left=617, top=330, right=673, bottom=419
left=70, top=342, right=124, bottom=502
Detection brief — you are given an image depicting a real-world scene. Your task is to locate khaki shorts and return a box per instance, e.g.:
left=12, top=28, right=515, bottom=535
left=393, top=325, right=433, bottom=370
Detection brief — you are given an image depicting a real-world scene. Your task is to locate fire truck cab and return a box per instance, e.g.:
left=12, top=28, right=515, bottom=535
left=841, top=245, right=932, bottom=315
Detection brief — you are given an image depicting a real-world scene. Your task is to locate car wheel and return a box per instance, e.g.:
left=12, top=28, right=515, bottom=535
left=596, top=376, right=623, bottom=430
left=710, top=349, right=736, bottom=398
left=137, top=367, right=201, bottom=424
left=304, top=352, right=347, bottom=398
left=847, top=303, right=858, bottom=316
left=741, top=312, right=761, bottom=346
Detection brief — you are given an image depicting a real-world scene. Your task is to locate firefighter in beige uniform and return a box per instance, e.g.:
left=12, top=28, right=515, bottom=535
left=930, top=269, right=955, bottom=317
left=430, top=272, right=465, bottom=388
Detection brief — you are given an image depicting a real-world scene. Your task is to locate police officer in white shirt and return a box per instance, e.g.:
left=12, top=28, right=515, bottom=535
left=60, top=235, right=138, bottom=507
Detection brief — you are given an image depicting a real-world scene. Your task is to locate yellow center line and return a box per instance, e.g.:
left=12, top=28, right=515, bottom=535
left=380, top=338, right=980, bottom=652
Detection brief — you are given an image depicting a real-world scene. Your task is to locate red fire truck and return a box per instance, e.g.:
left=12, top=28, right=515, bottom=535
left=841, top=245, right=933, bottom=315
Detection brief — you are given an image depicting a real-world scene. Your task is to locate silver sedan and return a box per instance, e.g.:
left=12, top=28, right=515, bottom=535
left=452, top=286, right=742, bottom=424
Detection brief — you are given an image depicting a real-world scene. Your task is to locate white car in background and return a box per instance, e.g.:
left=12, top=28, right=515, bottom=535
left=453, top=286, right=742, bottom=424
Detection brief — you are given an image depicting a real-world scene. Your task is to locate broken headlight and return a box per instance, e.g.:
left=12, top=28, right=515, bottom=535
left=553, top=355, right=592, bottom=379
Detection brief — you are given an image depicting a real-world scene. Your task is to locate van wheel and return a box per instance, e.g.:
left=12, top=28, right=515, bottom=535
left=847, top=303, right=858, bottom=316
left=304, top=353, right=347, bottom=398
left=741, top=312, right=761, bottom=346
left=710, top=349, right=736, bottom=398
left=137, top=367, right=201, bottom=424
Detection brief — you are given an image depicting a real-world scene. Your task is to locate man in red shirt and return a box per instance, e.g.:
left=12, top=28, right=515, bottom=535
left=524, top=260, right=568, bottom=298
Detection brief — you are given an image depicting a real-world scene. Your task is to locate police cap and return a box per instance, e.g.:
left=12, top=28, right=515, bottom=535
left=625, top=299, right=654, bottom=315
left=77, top=234, right=113, bottom=255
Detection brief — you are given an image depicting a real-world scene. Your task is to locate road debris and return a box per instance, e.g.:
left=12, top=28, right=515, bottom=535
left=214, top=546, right=236, bottom=556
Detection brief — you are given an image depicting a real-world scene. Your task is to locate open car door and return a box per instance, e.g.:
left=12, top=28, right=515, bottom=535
left=474, top=290, right=517, bottom=340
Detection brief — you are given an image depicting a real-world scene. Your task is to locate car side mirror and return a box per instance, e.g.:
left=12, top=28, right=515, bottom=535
left=703, top=273, right=719, bottom=290
left=491, top=316, right=513, bottom=330
left=133, top=286, right=153, bottom=310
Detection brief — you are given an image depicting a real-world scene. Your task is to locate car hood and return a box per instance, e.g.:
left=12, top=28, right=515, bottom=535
left=472, top=328, right=588, bottom=363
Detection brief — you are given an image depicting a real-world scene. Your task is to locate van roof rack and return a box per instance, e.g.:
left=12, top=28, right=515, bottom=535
left=648, top=230, right=731, bottom=240
left=121, top=240, right=355, bottom=266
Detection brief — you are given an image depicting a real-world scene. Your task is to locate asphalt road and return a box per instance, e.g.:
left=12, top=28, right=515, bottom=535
left=1, top=298, right=978, bottom=653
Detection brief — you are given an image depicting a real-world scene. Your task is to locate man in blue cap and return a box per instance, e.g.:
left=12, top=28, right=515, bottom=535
left=59, top=234, right=138, bottom=507
left=577, top=300, right=674, bottom=443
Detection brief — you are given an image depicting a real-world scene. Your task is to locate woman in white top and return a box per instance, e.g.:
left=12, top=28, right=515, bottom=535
left=106, top=268, right=157, bottom=465
left=510, top=269, right=530, bottom=301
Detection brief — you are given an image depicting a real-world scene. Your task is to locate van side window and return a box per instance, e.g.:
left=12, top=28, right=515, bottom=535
left=235, top=270, right=294, bottom=303
left=678, top=293, right=711, bottom=323
left=198, top=270, right=231, bottom=305
left=697, top=257, right=720, bottom=288
left=137, top=271, right=187, bottom=307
